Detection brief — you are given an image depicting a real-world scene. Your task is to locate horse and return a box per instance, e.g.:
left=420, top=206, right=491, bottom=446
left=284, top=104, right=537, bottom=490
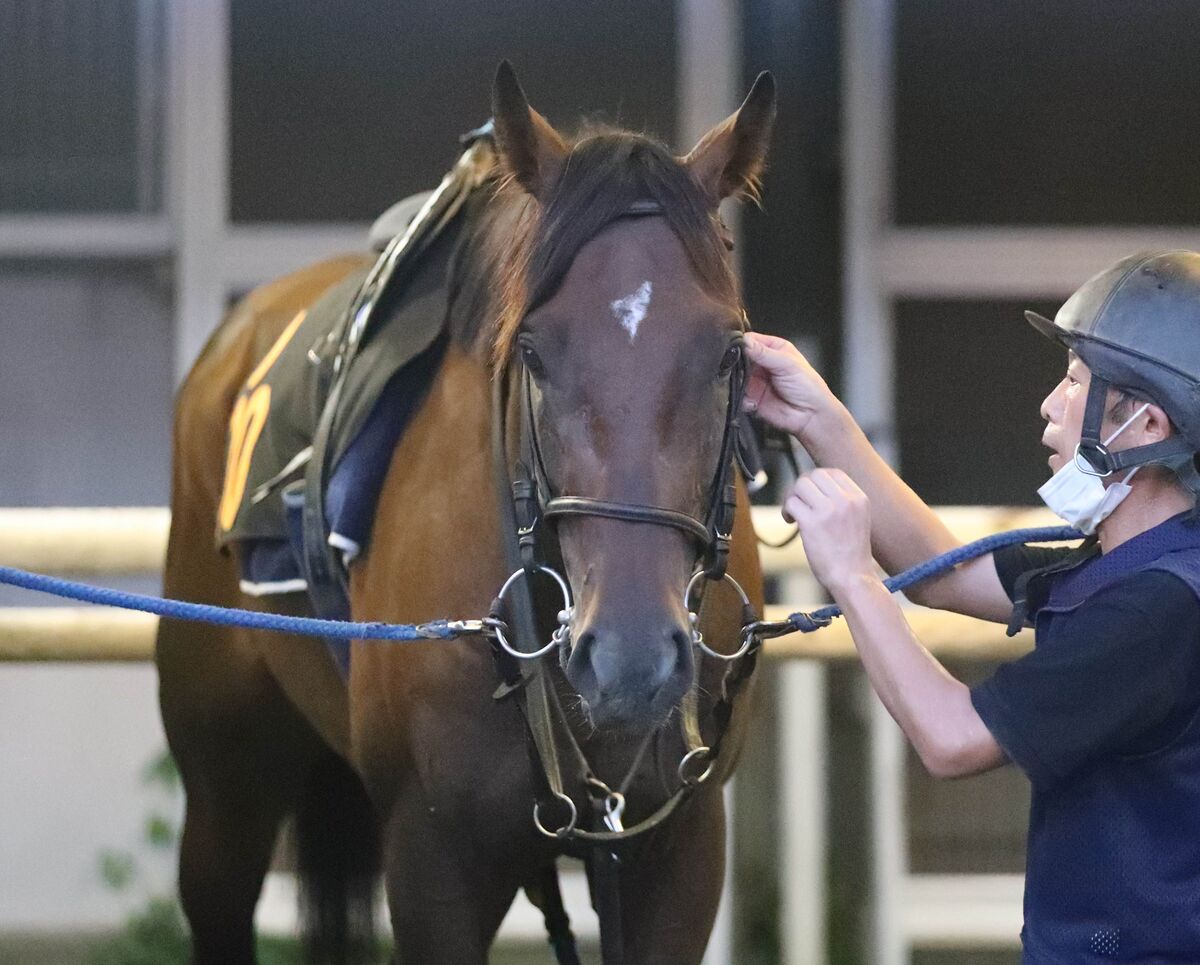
left=156, top=62, right=775, bottom=965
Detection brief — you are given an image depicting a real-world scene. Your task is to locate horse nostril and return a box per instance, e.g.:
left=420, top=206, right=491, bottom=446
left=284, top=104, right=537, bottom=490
left=572, top=629, right=595, bottom=661
left=565, top=629, right=597, bottom=689
left=565, top=620, right=694, bottom=713
left=654, top=626, right=693, bottom=689
left=638, top=624, right=693, bottom=693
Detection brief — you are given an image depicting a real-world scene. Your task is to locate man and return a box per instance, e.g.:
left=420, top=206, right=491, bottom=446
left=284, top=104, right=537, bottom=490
left=743, top=250, right=1200, bottom=961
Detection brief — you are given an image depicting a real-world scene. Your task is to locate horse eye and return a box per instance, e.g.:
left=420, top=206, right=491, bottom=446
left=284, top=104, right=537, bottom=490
left=521, top=343, right=545, bottom=378
left=718, top=343, right=742, bottom=376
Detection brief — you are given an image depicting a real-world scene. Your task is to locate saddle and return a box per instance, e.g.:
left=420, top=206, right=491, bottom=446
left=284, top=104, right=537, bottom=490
left=216, top=130, right=495, bottom=669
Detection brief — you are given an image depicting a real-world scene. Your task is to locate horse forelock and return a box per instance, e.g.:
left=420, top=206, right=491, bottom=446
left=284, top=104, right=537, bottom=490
left=464, top=126, right=739, bottom=375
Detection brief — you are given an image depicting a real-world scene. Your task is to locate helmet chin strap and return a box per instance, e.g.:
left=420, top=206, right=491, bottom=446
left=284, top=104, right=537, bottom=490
left=1077, top=375, right=1196, bottom=476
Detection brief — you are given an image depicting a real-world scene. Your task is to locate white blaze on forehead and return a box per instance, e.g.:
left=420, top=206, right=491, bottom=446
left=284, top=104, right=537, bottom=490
left=610, top=280, right=652, bottom=343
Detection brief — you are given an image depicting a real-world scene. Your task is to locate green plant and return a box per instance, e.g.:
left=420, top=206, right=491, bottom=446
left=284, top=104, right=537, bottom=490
left=87, top=748, right=189, bottom=965
left=88, top=748, right=316, bottom=964
left=87, top=898, right=190, bottom=965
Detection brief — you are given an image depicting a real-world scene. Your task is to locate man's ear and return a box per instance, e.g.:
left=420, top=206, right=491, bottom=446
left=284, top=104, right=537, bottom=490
left=491, top=60, right=568, bottom=202
left=680, top=71, right=776, bottom=206
left=1142, top=401, right=1174, bottom=443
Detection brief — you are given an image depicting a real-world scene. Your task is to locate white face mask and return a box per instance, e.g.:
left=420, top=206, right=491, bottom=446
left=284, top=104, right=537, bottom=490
left=1037, top=403, right=1150, bottom=535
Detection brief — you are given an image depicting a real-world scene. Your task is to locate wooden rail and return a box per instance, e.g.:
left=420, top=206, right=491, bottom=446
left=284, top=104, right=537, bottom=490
left=0, top=507, right=169, bottom=574
left=1, top=505, right=1055, bottom=661
left=1, top=505, right=1062, bottom=577
left=0, top=605, right=1034, bottom=663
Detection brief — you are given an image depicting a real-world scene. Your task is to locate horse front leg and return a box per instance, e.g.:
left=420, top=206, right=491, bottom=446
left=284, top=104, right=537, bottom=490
left=601, top=784, right=728, bottom=965
left=162, top=637, right=327, bottom=965
left=380, top=786, right=525, bottom=965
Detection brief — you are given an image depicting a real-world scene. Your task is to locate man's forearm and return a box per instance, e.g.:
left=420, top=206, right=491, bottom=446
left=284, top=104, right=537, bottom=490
left=799, top=402, right=960, bottom=577
left=833, top=574, right=1005, bottom=778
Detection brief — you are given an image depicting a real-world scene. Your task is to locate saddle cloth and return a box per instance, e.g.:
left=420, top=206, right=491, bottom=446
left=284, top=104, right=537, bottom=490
left=216, top=190, right=465, bottom=621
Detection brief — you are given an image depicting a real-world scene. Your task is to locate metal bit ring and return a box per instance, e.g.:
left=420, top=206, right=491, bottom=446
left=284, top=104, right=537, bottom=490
left=533, top=791, right=579, bottom=839
left=678, top=746, right=715, bottom=787
left=684, top=569, right=756, bottom=661
left=491, top=565, right=573, bottom=660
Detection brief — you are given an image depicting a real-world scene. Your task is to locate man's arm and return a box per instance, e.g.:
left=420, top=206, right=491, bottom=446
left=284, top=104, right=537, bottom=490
left=743, top=333, right=1012, bottom=621
left=782, top=468, right=1200, bottom=789
left=782, top=467, right=1007, bottom=777
left=835, top=573, right=1008, bottom=778
left=796, top=402, right=1013, bottom=622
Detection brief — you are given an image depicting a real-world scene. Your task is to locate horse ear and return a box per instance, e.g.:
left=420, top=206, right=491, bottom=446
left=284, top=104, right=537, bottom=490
left=681, top=71, right=776, bottom=206
left=491, top=61, right=568, bottom=201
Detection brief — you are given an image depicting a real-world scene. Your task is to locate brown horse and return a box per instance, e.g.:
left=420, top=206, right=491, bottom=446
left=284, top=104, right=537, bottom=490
left=157, top=63, right=774, bottom=964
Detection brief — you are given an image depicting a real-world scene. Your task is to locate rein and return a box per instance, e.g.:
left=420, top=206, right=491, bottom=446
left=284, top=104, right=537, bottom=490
left=491, top=196, right=758, bottom=826
left=0, top=523, right=1083, bottom=646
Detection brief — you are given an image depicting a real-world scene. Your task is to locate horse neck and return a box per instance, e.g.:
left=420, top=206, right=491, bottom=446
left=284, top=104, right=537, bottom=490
left=444, top=179, right=530, bottom=364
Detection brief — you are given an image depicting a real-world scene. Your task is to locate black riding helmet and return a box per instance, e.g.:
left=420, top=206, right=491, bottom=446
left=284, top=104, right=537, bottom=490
left=1025, top=249, right=1200, bottom=499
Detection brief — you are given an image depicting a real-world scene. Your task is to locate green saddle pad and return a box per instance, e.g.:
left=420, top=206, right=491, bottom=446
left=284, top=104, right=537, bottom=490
left=217, top=207, right=465, bottom=548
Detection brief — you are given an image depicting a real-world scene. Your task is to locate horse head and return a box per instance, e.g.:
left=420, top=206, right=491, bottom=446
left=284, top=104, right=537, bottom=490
left=489, top=62, right=775, bottom=734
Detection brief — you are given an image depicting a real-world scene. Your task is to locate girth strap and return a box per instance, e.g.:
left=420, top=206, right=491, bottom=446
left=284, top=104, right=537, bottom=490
left=591, top=841, right=624, bottom=965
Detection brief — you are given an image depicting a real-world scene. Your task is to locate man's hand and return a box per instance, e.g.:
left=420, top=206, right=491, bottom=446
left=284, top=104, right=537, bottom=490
left=742, top=332, right=838, bottom=439
left=783, top=468, right=876, bottom=595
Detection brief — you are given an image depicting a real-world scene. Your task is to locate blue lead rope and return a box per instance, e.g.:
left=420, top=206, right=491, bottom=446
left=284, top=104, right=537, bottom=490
left=778, top=524, right=1084, bottom=633
left=0, top=525, right=1082, bottom=643
left=0, top=565, right=466, bottom=641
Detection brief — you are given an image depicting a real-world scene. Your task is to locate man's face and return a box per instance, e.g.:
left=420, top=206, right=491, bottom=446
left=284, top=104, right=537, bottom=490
left=1039, top=351, right=1142, bottom=474
left=1039, top=352, right=1090, bottom=474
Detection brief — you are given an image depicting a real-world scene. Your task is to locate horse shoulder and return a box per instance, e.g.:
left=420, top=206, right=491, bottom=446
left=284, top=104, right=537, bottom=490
left=346, top=347, right=521, bottom=791
left=353, top=344, right=504, bottom=619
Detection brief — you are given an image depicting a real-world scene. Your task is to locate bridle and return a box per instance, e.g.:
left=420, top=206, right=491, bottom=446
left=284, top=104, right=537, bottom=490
left=497, top=197, right=763, bottom=670
left=487, top=198, right=766, bottom=857
left=485, top=198, right=765, bottom=949
left=509, top=213, right=748, bottom=595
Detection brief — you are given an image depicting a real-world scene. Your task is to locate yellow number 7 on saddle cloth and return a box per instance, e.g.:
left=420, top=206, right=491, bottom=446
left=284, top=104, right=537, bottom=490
left=217, top=309, right=307, bottom=532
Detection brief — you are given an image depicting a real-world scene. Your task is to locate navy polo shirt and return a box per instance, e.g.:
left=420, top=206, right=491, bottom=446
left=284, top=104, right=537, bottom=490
left=971, top=511, right=1200, bottom=963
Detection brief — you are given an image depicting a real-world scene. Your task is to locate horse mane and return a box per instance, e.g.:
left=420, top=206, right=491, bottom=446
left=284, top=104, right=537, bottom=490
left=442, top=126, right=741, bottom=370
